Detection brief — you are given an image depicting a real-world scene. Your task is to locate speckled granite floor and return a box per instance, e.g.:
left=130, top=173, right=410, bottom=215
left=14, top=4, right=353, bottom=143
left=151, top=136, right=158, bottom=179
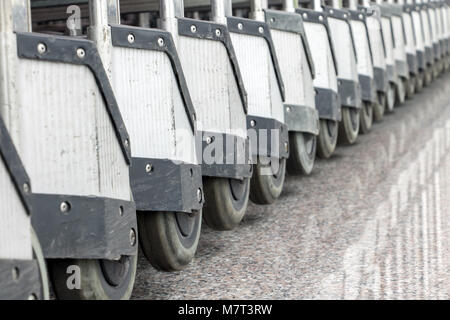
left=131, top=72, right=450, bottom=300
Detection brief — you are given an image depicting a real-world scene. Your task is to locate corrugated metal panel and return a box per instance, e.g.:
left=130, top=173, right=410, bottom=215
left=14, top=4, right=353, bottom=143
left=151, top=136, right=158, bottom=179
left=351, top=20, right=374, bottom=78
left=367, top=17, right=387, bottom=69
left=304, top=22, right=338, bottom=92
left=14, top=60, right=130, bottom=200
left=178, top=36, right=247, bottom=139
left=328, top=18, right=359, bottom=81
left=381, top=17, right=396, bottom=65
left=0, top=158, right=31, bottom=260
left=111, top=47, right=197, bottom=164
left=230, top=32, right=284, bottom=122
left=271, top=29, right=315, bottom=110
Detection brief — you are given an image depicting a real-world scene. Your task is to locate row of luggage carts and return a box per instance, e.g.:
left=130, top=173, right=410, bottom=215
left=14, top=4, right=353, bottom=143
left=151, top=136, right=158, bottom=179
left=0, top=0, right=449, bottom=300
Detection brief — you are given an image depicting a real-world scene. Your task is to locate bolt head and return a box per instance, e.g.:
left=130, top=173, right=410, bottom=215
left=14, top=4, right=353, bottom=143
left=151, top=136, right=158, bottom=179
left=60, top=202, right=70, bottom=213
left=145, top=163, right=153, bottom=173
left=158, top=37, right=165, bottom=46
left=344, top=14, right=348, bottom=18
left=127, top=34, right=135, bottom=44
left=238, top=23, right=243, bottom=30
left=258, top=26, right=264, bottom=34
left=23, top=183, right=30, bottom=193
left=124, top=139, right=129, bottom=147
left=197, top=189, right=203, bottom=203
left=359, top=14, right=363, bottom=19
left=303, top=13, right=308, bottom=19
left=191, top=25, right=197, bottom=33
left=130, top=229, right=136, bottom=246
left=76, top=48, right=85, bottom=59
left=330, top=9, right=334, bottom=14
left=12, top=267, right=19, bottom=281
left=286, top=106, right=291, bottom=113
left=37, top=43, right=46, bottom=54
left=215, top=29, right=221, bottom=37
left=250, top=120, right=256, bottom=127
left=206, top=136, right=213, bottom=144
left=319, top=15, right=323, bottom=21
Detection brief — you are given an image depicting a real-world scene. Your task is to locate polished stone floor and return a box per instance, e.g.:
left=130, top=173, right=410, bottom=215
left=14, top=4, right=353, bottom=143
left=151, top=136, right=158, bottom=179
left=132, top=72, right=450, bottom=300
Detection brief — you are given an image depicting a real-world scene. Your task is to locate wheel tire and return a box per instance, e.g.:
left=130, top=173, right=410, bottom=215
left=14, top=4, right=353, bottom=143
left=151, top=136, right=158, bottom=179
left=374, top=93, right=386, bottom=122
left=395, top=79, right=406, bottom=105
left=250, top=158, right=286, bottom=205
left=48, top=255, right=137, bottom=300
left=359, top=102, right=373, bottom=134
left=415, top=73, right=424, bottom=92
left=31, top=227, right=50, bottom=300
left=317, top=119, right=338, bottom=159
left=286, top=132, right=317, bottom=175
left=203, top=177, right=250, bottom=231
left=405, top=77, right=415, bottom=99
left=138, top=210, right=202, bottom=271
left=338, top=107, right=360, bottom=145
left=386, top=83, right=396, bottom=113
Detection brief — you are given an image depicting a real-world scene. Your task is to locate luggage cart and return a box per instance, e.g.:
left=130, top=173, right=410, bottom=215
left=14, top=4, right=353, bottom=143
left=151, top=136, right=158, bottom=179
left=324, top=0, right=364, bottom=143
left=378, top=0, right=404, bottom=110
left=296, top=0, right=342, bottom=158
left=2, top=0, right=138, bottom=300
left=345, top=0, right=377, bottom=133
left=87, top=0, right=204, bottom=272
left=359, top=0, right=390, bottom=121
left=226, top=0, right=289, bottom=204
left=398, top=0, right=420, bottom=98
left=170, top=0, right=253, bottom=230
left=264, top=1, right=321, bottom=174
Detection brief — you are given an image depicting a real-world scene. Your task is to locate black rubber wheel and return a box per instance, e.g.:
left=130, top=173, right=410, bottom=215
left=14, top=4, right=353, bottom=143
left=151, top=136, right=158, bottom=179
left=203, top=177, right=250, bottom=231
left=405, top=77, right=415, bottom=99
left=48, top=254, right=137, bottom=300
left=415, top=73, right=424, bottom=92
left=359, top=102, right=373, bottom=134
left=138, top=210, right=202, bottom=271
left=395, top=78, right=406, bottom=105
left=250, top=158, right=286, bottom=205
left=424, top=67, right=433, bottom=86
left=286, top=132, right=317, bottom=175
left=338, top=107, right=360, bottom=145
left=32, top=227, right=49, bottom=300
left=386, top=83, right=396, bottom=113
left=374, top=92, right=386, bottom=122
left=317, top=119, right=338, bottom=159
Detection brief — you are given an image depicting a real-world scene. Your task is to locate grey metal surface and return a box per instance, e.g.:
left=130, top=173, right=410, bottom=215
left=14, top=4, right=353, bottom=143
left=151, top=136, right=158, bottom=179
left=132, top=72, right=450, bottom=300
left=0, top=259, right=41, bottom=300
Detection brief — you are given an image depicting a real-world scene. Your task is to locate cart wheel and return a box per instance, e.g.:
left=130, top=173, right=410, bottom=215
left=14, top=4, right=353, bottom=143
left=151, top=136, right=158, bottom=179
left=287, top=132, right=317, bottom=175
left=48, top=254, right=137, bottom=300
left=138, top=210, right=202, bottom=271
left=250, top=158, right=286, bottom=205
left=317, top=119, right=338, bottom=159
left=415, top=73, right=424, bottom=92
left=203, top=177, right=250, bottom=231
left=338, top=107, right=360, bottom=145
left=374, top=93, right=386, bottom=122
left=31, top=227, right=49, bottom=300
left=424, top=67, right=433, bottom=86
left=405, top=77, right=415, bottom=99
left=396, top=79, right=406, bottom=105
left=359, top=102, right=373, bottom=134
left=386, top=83, right=396, bottom=113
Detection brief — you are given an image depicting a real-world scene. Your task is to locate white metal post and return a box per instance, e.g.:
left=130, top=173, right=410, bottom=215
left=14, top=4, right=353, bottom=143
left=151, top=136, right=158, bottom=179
left=159, top=0, right=183, bottom=46
left=330, top=0, right=340, bottom=8
left=282, top=0, right=296, bottom=12
left=313, top=0, right=323, bottom=12
left=349, top=0, right=358, bottom=10
left=250, top=0, right=268, bottom=21
left=211, top=0, right=232, bottom=24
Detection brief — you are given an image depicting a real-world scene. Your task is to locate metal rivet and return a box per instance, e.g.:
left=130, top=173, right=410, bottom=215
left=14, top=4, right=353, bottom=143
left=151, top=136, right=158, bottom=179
left=197, top=189, right=203, bottom=203
left=23, top=183, right=30, bottom=193
left=124, top=139, right=129, bottom=147
left=130, top=229, right=136, bottom=246
left=145, top=163, right=153, bottom=173
left=37, top=43, right=46, bottom=54
left=119, top=206, right=124, bottom=217
left=270, top=17, right=275, bottom=23
left=215, top=29, right=221, bottom=37
left=344, top=14, right=347, bottom=18
left=76, top=48, right=85, bottom=59
left=158, top=37, right=165, bottom=46
left=12, top=267, right=19, bottom=281
left=191, top=25, right=197, bottom=33
left=250, top=120, right=256, bottom=127
left=359, top=14, right=363, bottom=20
left=303, top=13, right=308, bottom=19
left=286, top=106, right=291, bottom=113
left=238, top=23, right=243, bottom=30
left=206, top=136, right=213, bottom=144
left=127, top=34, right=135, bottom=44
left=330, top=10, right=334, bottom=14
left=60, top=202, right=70, bottom=213
left=319, top=15, right=323, bottom=21
left=28, top=294, right=37, bottom=300
left=258, top=26, right=264, bottom=34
